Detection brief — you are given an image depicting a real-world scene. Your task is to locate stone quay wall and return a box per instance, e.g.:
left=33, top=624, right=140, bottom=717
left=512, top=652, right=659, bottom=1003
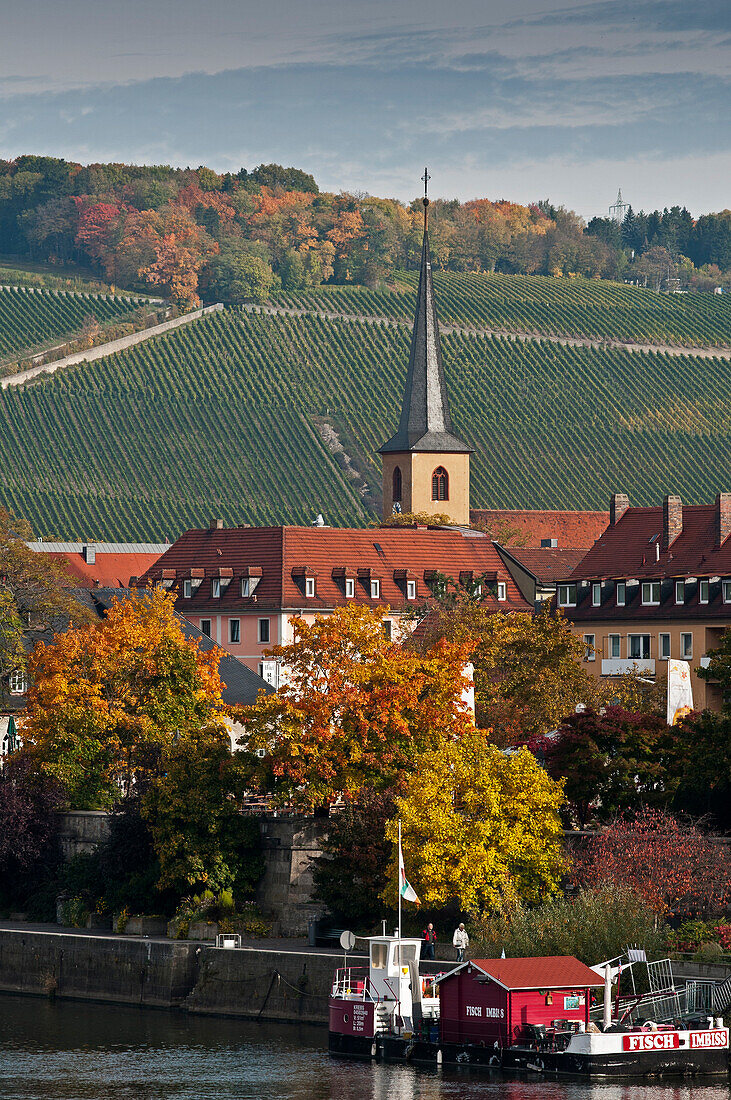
left=0, top=928, right=347, bottom=1024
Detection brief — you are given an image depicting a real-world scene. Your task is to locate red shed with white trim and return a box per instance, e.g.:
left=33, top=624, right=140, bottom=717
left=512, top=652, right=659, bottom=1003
left=438, top=956, right=604, bottom=1046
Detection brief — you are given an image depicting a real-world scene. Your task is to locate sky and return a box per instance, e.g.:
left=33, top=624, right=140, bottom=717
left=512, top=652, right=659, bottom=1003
left=0, top=0, right=729, bottom=218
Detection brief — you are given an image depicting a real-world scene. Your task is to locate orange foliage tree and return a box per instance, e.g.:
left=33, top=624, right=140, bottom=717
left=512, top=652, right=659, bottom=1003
left=25, top=588, right=226, bottom=809
left=238, top=604, right=474, bottom=810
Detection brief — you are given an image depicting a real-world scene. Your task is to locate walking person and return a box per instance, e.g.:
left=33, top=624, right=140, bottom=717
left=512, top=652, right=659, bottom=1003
left=422, top=922, right=436, bottom=960
left=453, top=922, right=469, bottom=963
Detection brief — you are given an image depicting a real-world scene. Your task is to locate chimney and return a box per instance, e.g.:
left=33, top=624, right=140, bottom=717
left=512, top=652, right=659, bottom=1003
left=83, top=543, right=96, bottom=564
left=610, top=493, right=629, bottom=526
left=717, top=492, right=731, bottom=546
left=210, top=518, right=224, bottom=530
left=662, top=495, right=683, bottom=552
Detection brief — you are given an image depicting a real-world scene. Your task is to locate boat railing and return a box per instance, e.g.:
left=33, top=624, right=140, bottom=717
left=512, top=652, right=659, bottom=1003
left=331, top=967, right=379, bottom=1002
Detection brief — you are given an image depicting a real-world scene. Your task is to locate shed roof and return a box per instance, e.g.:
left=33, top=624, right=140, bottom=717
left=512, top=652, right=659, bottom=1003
left=469, top=956, right=604, bottom=990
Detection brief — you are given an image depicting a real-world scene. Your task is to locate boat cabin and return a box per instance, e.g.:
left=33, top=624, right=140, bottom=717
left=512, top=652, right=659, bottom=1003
left=366, top=936, right=423, bottom=1002
left=438, top=956, right=604, bottom=1047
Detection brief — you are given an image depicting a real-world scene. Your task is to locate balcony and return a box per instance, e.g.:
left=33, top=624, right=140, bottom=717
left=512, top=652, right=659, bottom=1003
left=601, top=658, right=655, bottom=676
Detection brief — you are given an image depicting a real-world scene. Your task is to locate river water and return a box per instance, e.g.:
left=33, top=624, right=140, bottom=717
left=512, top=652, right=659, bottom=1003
left=0, top=995, right=728, bottom=1100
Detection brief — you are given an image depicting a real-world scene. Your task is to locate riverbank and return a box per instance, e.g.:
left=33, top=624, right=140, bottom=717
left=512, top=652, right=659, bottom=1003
left=0, top=924, right=444, bottom=1025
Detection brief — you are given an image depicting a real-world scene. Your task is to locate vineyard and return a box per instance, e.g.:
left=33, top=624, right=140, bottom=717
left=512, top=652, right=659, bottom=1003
left=0, top=285, right=146, bottom=360
left=274, top=270, right=731, bottom=348
left=0, top=307, right=730, bottom=541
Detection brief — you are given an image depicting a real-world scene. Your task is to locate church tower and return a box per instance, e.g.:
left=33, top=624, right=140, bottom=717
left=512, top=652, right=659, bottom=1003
left=379, top=170, right=473, bottom=526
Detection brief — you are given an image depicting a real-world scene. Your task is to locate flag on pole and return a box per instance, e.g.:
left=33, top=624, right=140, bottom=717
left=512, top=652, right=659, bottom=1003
left=398, top=836, right=420, bottom=904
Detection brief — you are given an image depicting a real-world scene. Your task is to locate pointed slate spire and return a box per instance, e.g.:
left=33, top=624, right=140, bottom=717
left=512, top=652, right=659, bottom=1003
left=380, top=174, right=472, bottom=455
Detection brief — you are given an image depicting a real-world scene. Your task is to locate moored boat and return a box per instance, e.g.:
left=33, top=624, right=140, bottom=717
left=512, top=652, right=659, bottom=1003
left=328, top=934, right=730, bottom=1078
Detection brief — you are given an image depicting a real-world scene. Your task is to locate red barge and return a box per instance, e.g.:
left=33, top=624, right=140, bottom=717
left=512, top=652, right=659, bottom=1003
left=328, top=935, right=729, bottom=1078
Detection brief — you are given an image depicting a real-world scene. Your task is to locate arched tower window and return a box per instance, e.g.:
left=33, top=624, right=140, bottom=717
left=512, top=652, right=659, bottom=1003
left=432, top=466, right=449, bottom=502
left=392, top=466, right=402, bottom=503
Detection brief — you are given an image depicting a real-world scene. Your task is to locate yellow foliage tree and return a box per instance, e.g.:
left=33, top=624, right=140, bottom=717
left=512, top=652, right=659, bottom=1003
left=385, top=728, right=565, bottom=913
left=25, top=588, right=225, bottom=808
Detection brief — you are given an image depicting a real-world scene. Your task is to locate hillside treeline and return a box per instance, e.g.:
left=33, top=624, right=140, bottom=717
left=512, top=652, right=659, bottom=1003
left=1, top=155, right=729, bottom=308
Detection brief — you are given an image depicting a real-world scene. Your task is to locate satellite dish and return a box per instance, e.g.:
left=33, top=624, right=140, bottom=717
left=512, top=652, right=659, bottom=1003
left=340, top=930, right=357, bottom=952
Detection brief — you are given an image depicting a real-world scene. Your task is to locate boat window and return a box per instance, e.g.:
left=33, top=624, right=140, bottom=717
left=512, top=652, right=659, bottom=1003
left=398, top=945, right=417, bottom=965
left=371, top=943, right=387, bottom=969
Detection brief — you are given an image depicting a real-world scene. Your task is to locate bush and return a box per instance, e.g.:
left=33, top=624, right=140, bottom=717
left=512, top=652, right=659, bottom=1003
left=169, top=891, right=269, bottom=939
left=695, top=941, right=724, bottom=962
left=471, top=882, right=663, bottom=964
left=666, top=919, right=731, bottom=954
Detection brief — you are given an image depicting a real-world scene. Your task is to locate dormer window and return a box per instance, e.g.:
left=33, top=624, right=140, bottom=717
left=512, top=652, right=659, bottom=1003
left=370, top=579, right=380, bottom=599
left=183, top=579, right=192, bottom=599
left=406, top=579, right=416, bottom=600
left=497, top=581, right=506, bottom=601
left=557, top=584, right=577, bottom=608
left=345, top=577, right=355, bottom=599
left=723, top=579, right=731, bottom=604
left=160, top=569, right=176, bottom=589
left=592, top=582, right=601, bottom=607
left=699, top=578, right=710, bottom=604
left=431, top=466, right=449, bottom=502
left=240, top=569, right=262, bottom=597
left=212, top=578, right=222, bottom=599
left=305, top=577, right=316, bottom=598
left=641, top=581, right=660, bottom=606
left=616, top=581, right=626, bottom=606
left=676, top=580, right=685, bottom=605
left=8, top=669, right=27, bottom=695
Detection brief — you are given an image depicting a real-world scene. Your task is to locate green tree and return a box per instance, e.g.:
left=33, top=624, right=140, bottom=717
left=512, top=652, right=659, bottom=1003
left=386, top=729, right=565, bottom=914
left=312, top=790, right=395, bottom=927
left=667, top=710, right=731, bottom=830
left=143, top=727, right=264, bottom=896
left=205, top=242, right=276, bottom=303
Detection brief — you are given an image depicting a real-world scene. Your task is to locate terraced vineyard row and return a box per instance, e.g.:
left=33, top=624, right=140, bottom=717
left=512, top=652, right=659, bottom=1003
left=274, top=269, right=731, bottom=348
left=0, top=308, right=730, bottom=540
left=0, top=285, right=145, bottom=359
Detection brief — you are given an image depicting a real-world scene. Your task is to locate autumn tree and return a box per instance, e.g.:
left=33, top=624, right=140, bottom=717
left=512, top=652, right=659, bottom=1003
left=238, top=604, right=474, bottom=810
left=386, top=729, right=565, bottom=914
left=534, top=706, right=669, bottom=827
left=571, top=808, right=731, bottom=918
left=666, top=709, right=731, bottom=830
left=25, top=588, right=225, bottom=809
left=413, top=599, right=601, bottom=742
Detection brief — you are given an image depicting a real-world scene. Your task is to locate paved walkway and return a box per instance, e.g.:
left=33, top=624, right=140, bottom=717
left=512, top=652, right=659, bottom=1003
left=242, top=302, right=731, bottom=361
left=1, top=303, right=224, bottom=390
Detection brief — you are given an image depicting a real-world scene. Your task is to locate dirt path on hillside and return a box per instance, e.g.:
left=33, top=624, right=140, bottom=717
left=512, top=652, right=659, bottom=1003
left=242, top=302, right=731, bottom=361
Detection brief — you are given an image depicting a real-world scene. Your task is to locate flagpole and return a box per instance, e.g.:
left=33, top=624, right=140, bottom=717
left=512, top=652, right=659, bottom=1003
left=398, top=818, right=402, bottom=1031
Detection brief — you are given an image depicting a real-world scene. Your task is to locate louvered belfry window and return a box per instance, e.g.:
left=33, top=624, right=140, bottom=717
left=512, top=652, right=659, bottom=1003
left=432, top=466, right=449, bottom=501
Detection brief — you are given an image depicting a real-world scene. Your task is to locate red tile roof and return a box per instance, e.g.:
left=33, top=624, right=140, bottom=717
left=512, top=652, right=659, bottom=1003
left=470, top=956, right=604, bottom=990
left=571, top=503, right=731, bottom=581
left=138, top=526, right=530, bottom=613
left=471, top=510, right=609, bottom=549
left=44, top=551, right=164, bottom=589
left=505, top=547, right=588, bottom=583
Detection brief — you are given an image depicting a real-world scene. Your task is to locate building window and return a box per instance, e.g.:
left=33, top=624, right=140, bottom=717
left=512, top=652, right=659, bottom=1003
left=370, top=579, right=380, bottom=599
left=406, top=579, right=416, bottom=600
left=212, top=578, right=222, bottom=599
left=200, top=620, right=212, bottom=638
left=345, top=577, right=355, bottom=599
left=229, top=619, right=240, bottom=644
left=659, top=633, right=671, bottom=659
left=699, top=579, right=709, bottom=604
left=681, top=632, right=693, bottom=659
left=431, top=466, right=449, bottom=502
left=8, top=669, right=27, bottom=695
left=497, top=581, right=507, bottom=602
left=592, top=583, right=601, bottom=607
left=616, top=581, right=626, bottom=606
left=241, top=578, right=252, bottom=597
left=723, top=579, right=731, bottom=604
left=641, top=581, right=661, bottom=606
left=583, top=634, right=595, bottom=662
left=392, top=466, right=402, bottom=503
left=628, top=634, right=651, bottom=660
left=557, top=584, right=577, bottom=608
left=383, top=620, right=392, bottom=640
left=183, top=579, right=192, bottom=599
left=608, top=634, right=621, bottom=658
left=305, top=577, right=315, bottom=598
left=258, top=618, right=270, bottom=644
left=675, top=580, right=685, bottom=604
